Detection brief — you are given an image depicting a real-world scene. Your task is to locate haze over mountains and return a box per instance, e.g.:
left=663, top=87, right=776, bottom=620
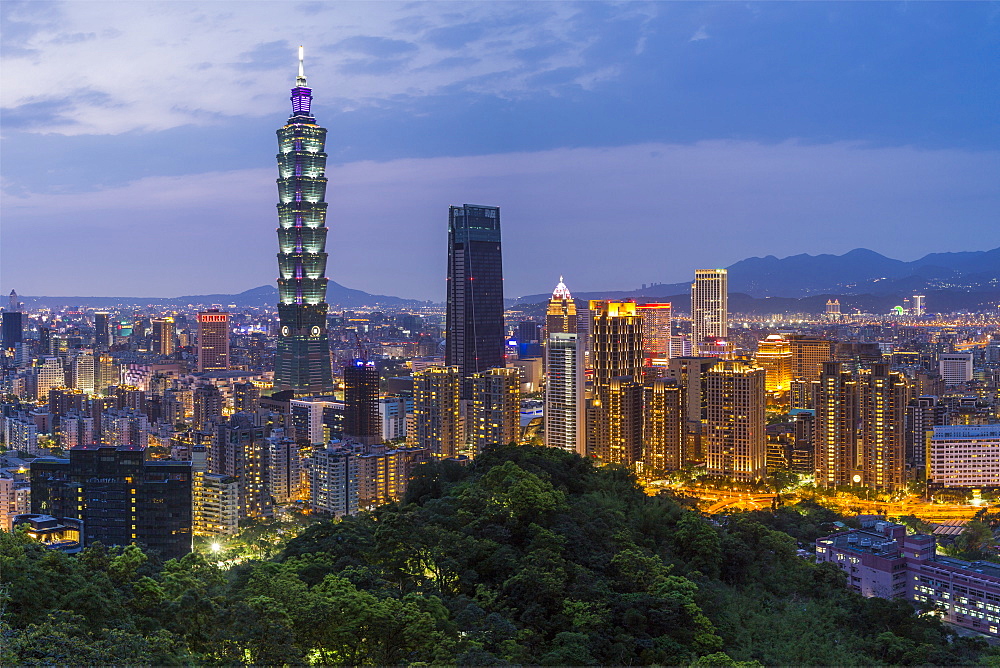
left=18, top=247, right=999, bottom=313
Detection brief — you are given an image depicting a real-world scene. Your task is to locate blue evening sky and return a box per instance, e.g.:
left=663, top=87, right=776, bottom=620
left=2, top=1, right=998, bottom=300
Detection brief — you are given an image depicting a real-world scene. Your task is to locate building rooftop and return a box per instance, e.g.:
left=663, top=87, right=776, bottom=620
left=933, top=555, right=1000, bottom=581
left=823, top=529, right=901, bottom=558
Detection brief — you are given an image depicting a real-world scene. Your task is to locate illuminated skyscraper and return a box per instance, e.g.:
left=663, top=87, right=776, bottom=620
left=446, top=204, right=504, bottom=395
left=637, top=303, right=672, bottom=360
left=413, top=366, right=461, bottom=458
left=813, top=361, right=859, bottom=487
left=93, top=312, right=111, bottom=349
left=545, top=332, right=585, bottom=455
left=704, top=359, right=766, bottom=481
left=545, top=277, right=577, bottom=336
left=858, top=364, right=910, bottom=491
left=151, top=317, right=176, bottom=356
left=196, top=310, right=229, bottom=372
left=587, top=301, right=644, bottom=464
left=273, top=47, right=335, bottom=395
left=343, top=360, right=381, bottom=446
left=691, top=269, right=727, bottom=353
left=755, top=334, right=792, bottom=399
left=642, top=378, right=684, bottom=473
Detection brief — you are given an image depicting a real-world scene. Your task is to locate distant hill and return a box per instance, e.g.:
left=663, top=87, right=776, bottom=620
left=514, top=247, right=1000, bottom=311
left=19, top=281, right=427, bottom=309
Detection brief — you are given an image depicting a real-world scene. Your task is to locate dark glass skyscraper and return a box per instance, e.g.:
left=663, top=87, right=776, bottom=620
left=274, top=48, right=334, bottom=395
left=445, top=204, right=504, bottom=395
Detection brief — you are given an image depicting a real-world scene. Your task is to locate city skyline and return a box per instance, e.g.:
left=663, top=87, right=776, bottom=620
left=3, top=2, right=999, bottom=301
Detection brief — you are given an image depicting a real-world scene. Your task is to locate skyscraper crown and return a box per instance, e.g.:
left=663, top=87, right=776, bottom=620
left=551, top=276, right=572, bottom=300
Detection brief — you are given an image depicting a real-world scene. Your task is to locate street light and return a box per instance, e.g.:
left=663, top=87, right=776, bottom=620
left=210, top=542, right=222, bottom=553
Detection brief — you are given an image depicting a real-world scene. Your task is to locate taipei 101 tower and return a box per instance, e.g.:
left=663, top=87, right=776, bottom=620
left=273, top=47, right=334, bottom=394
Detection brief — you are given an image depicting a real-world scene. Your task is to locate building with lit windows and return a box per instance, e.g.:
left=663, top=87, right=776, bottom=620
left=587, top=301, right=644, bottom=464
left=704, top=360, right=766, bottom=481
left=310, top=444, right=358, bottom=517
left=210, top=414, right=272, bottom=520
left=858, top=364, right=910, bottom=491
left=816, top=518, right=1000, bottom=639
left=469, top=367, right=520, bottom=454
left=192, top=471, right=239, bottom=537
left=343, top=360, right=381, bottom=446
left=273, top=48, right=335, bottom=395
left=643, top=378, right=684, bottom=473
left=787, top=335, right=833, bottom=409
left=446, top=204, right=505, bottom=396
left=691, top=269, right=727, bottom=354
left=939, top=352, right=973, bottom=386
left=30, top=444, right=192, bottom=559
left=413, top=366, right=461, bottom=458
left=151, top=318, right=176, bottom=356
left=545, top=277, right=577, bottom=337
left=927, top=425, right=1000, bottom=488
left=71, top=350, right=95, bottom=395
left=356, top=443, right=430, bottom=508
left=755, top=334, right=792, bottom=398
left=196, top=310, right=229, bottom=372
left=545, top=332, right=585, bottom=455
left=813, top=361, right=859, bottom=487
left=35, top=357, right=65, bottom=400
left=637, top=303, right=672, bottom=361
left=665, top=356, right=720, bottom=464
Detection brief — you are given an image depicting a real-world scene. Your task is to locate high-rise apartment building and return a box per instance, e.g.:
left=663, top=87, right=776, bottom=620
left=642, top=378, right=684, bottom=473
left=704, top=360, right=766, bottom=481
left=691, top=269, right=727, bottom=353
left=151, top=317, right=176, bottom=356
left=445, top=204, right=504, bottom=394
left=210, top=414, right=273, bottom=520
left=343, top=360, right=381, bottom=445
left=413, top=366, right=461, bottom=458
left=813, top=361, right=859, bottom=487
left=30, top=444, right=192, bottom=559
left=858, top=364, right=910, bottom=490
left=35, top=357, right=66, bottom=400
left=545, top=332, right=586, bottom=455
left=905, top=395, right=946, bottom=472
left=196, top=310, right=229, bottom=372
left=545, top=277, right=577, bottom=336
left=71, top=350, right=96, bottom=395
left=787, top=335, right=833, bottom=409
left=587, top=301, right=644, bottom=464
left=665, top=356, right=720, bottom=463
left=273, top=48, right=335, bottom=395
left=192, top=468, right=239, bottom=538
left=637, top=303, right=672, bottom=360
left=310, top=444, right=359, bottom=517
left=469, top=367, right=520, bottom=454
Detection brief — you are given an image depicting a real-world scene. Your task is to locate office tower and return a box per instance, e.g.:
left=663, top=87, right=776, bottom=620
left=310, top=444, right=359, bottom=517
left=691, top=269, right=727, bottom=354
left=193, top=384, right=223, bottom=431
left=813, top=361, right=859, bottom=487
left=755, top=334, right=792, bottom=399
left=95, top=352, right=117, bottom=394
left=643, top=378, right=684, bottom=473
left=545, top=332, right=586, bottom=455
left=546, top=277, right=577, bottom=336
left=211, top=414, right=273, bottom=520
left=30, top=444, right=192, bottom=559
left=71, top=350, right=96, bottom=395
left=939, top=352, right=973, bottom=386
left=445, top=204, right=504, bottom=394
left=858, top=363, right=910, bottom=490
left=1, top=311, right=24, bottom=350
left=196, top=310, right=229, bottom=372
left=343, top=360, right=381, bottom=446
left=151, top=317, right=176, bottom=356
left=825, top=299, right=841, bottom=320
left=905, top=395, right=946, bottom=473
left=665, top=356, right=720, bottom=463
left=912, top=294, right=926, bottom=317
left=94, top=312, right=111, bottom=349
left=517, top=321, right=541, bottom=344
left=637, top=303, right=672, bottom=360
left=587, top=301, right=644, bottom=464
left=704, top=360, right=766, bottom=481
left=413, top=366, right=461, bottom=458
left=35, top=357, right=66, bottom=399
left=273, top=48, right=335, bottom=396
left=469, top=367, right=520, bottom=454
left=787, top=335, right=833, bottom=409
left=927, top=425, right=1000, bottom=488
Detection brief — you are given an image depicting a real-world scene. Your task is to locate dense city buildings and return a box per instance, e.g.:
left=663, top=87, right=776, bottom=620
left=445, top=204, right=505, bottom=394
left=413, top=365, right=461, bottom=458
left=29, top=444, right=192, bottom=559
left=691, top=269, right=727, bottom=354
left=196, top=310, right=230, bottom=372
left=469, top=367, right=520, bottom=455
left=704, top=359, right=767, bottom=481
left=273, top=49, right=335, bottom=395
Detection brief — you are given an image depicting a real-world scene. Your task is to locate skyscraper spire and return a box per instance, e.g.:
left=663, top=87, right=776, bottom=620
left=273, top=46, right=334, bottom=395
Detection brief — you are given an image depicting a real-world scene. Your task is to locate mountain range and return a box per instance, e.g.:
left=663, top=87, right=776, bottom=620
left=515, top=247, right=1000, bottom=313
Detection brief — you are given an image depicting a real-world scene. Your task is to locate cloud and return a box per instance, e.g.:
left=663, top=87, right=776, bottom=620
left=4, top=140, right=997, bottom=300
left=690, top=25, right=710, bottom=42
left=1, top=2, right=631, bottom=136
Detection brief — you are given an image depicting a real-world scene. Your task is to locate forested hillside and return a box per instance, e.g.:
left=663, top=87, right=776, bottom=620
left=3, top=445, right=998, bottom=665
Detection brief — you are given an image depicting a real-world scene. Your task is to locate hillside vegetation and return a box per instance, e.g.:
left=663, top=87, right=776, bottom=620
left=3, top=445, right=998, bottom=665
